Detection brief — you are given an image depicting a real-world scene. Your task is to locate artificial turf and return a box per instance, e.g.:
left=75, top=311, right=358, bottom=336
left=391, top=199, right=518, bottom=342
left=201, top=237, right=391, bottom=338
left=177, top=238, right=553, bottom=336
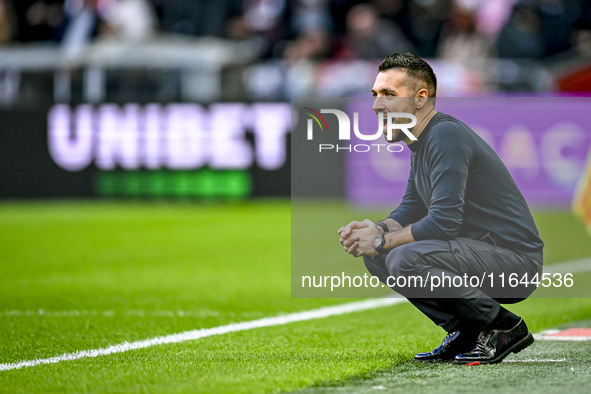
left=0, top=200, right=590, bottom=393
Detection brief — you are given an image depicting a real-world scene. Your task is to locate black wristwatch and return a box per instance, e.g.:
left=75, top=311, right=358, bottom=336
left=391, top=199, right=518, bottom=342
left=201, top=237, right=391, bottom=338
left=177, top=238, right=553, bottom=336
left=372, top=233, right=387, bottom=255
left=376, top=222, right=389, bottom=233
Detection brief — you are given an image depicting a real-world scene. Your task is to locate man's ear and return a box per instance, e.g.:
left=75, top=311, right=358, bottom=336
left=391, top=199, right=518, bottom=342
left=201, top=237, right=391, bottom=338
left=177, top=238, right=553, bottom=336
left=415, top=88, right=429, bottom=109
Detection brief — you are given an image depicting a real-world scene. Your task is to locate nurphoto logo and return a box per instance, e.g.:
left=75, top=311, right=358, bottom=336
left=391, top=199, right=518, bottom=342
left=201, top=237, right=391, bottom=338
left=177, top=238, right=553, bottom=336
left=303, top=108, right=417, bottom=153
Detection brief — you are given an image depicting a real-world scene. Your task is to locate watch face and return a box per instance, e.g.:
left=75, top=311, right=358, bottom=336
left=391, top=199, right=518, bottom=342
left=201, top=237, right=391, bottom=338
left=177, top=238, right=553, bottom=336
left=372, top=235, right=383, bottom=249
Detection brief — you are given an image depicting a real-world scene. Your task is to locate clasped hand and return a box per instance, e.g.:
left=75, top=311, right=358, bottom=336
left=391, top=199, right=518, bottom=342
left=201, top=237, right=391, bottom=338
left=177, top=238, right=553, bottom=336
left=337, top=219, right=380, bottom=257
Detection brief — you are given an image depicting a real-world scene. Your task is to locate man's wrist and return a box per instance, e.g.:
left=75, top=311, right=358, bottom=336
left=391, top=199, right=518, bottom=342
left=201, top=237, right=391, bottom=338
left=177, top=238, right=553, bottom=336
left=383, top=231, right=399, bottom=250
left=383, top=232, right=392, bottom=250
left=382, top=225, right=414, bottom=250
left=375, top=222, right=388, bottom=234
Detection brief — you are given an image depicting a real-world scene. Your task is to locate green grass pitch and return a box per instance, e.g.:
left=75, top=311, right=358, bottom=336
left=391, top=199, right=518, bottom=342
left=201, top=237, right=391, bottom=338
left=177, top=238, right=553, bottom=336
left=1, top=200, right=591, bottom=393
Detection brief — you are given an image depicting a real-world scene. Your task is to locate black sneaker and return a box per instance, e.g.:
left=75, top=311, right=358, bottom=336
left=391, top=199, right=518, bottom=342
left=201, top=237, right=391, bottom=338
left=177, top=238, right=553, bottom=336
left=414, top=331, right=477, bottom=362
left=453, top=318, right=534, bottom=365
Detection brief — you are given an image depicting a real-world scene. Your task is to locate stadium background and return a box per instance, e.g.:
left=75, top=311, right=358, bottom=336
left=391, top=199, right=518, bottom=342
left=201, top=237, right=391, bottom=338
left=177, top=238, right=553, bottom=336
left=2, top=0, right=591, bottom=393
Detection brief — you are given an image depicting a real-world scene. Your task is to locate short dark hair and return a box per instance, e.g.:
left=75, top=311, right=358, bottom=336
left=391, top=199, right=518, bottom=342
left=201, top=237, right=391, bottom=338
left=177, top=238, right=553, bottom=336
left=378, top=53, right=437, bottom=97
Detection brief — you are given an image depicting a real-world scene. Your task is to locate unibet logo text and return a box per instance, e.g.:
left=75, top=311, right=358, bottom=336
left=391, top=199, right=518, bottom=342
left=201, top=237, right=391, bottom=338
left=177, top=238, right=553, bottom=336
left=49, top=103, right=291, bottom=172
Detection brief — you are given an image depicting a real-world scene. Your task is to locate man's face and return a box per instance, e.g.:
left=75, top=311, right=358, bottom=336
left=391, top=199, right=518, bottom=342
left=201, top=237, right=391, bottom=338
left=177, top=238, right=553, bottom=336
left=371, top=69, right=417, bottom=143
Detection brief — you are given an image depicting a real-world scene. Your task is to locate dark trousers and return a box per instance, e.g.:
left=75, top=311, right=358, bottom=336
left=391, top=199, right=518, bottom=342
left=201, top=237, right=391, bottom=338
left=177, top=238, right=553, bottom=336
left=363, top=237, right=543, bottom=334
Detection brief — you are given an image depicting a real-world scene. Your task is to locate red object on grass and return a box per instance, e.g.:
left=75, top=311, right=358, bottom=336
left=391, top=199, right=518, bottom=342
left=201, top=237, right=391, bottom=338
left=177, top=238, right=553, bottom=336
left=547, top=328, right=591, bottom=337
left=465, top=361, right=481, bottom=366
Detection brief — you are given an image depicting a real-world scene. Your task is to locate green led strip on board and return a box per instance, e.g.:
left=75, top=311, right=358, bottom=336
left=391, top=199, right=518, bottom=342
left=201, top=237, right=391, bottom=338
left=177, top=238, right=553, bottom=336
left=96, top=168, right=252, bottom=198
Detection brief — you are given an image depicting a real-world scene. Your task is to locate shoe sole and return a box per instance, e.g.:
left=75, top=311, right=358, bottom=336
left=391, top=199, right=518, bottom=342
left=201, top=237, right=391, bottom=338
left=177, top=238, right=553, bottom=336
left=452, top=333, right=534, bottom=365
left=414, top=345, right=476, bottom=363
left=413, top=357, right=454, bottom=363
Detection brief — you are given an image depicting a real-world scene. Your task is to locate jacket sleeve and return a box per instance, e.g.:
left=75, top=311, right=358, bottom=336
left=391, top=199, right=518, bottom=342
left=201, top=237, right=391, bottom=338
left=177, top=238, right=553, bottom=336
left=388, top=165, right=428, bottom=227
left=410, top=126, right=471, bottom=241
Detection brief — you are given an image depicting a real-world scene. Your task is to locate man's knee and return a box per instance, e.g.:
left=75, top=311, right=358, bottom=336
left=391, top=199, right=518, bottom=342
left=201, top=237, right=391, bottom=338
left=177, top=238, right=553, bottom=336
left=362, top=254, right=380, bottom=274
left=385, top=240, right=453, bottom=277
left=363, top=255, right=389, bottom=283
left=385, top=243, right=425, bottom=277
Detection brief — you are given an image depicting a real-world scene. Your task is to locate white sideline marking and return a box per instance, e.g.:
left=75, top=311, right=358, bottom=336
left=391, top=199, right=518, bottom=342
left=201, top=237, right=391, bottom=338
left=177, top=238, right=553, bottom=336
left=535, top=329, right=591, bottom=341
left=543, top=257, right=591, bottom=274
left=538, top=337, right=591, bottom=342
left=0, top=298, right=407, bottom=372
left=505, top=358, right=567, bottom=363
left=533, top=329, right=561, bottom=338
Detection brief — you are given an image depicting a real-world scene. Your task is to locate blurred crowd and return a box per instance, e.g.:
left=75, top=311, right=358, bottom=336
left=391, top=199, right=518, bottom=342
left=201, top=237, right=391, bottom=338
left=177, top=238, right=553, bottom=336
left=1, top=0, right=591, bottom=62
